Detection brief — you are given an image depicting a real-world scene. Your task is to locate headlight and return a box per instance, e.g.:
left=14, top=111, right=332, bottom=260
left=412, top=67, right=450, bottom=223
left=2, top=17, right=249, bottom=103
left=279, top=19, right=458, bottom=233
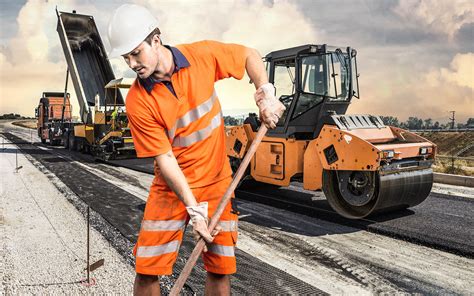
left=419, top=147, right=432, bottom=155
left=380, top=150, right=395, bottom=159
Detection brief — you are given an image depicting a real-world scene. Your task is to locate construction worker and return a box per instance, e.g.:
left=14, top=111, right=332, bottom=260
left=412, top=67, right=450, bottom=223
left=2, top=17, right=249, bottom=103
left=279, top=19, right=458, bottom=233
left=108, top=4, right=285, bottom=295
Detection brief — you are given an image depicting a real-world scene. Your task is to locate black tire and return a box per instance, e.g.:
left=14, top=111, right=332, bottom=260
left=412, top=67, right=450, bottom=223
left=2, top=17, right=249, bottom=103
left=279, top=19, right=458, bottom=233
left=48, top=131, right=54, bottom=146
left=82, top=142, right=91, bottom=154
left=322, top=170, right=378, bottom=219
left=63, top=132, right=69, bottom=149
left=41, top=138, right=46, bottom=144
left=68, top=133, right=77, bottom=151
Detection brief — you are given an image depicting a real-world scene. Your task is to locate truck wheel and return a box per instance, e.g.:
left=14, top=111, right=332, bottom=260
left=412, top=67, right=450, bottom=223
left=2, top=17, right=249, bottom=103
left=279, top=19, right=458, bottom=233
left=82, top=142, right=91, bottom=154
left=68, top=134, right=77, bottom=151
left=48, top=131, right=54, bottom=146
left=63, top=132, right=69, bottom=149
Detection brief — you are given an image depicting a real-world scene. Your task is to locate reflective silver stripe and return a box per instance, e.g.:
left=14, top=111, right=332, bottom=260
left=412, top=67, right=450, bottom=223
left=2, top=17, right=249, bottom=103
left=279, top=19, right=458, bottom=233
left=218, top=220, right=238, bottom=232
left=136, top=240, right=180, bottom=258
left=172, top=111, right=222, bottom=147
left=168, top=90, right=217, bottom=140
left=141, top=220, right=186, bottom=231
left=208, top=244, right=235, bottom=257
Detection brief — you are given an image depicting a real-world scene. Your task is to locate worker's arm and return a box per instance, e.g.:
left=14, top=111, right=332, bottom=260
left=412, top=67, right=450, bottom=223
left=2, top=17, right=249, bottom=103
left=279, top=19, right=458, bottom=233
left=244, top=47, right=286, bottom=129
left=155, top=150, right=216, bottom=248
left=155, top=150, right=197, bottom=207
left=244, top=47, right=268, bottom=89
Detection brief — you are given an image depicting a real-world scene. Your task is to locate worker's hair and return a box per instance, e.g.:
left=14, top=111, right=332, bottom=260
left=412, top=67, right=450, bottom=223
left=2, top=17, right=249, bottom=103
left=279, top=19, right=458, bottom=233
left=144, top=28, right=161, bottom=45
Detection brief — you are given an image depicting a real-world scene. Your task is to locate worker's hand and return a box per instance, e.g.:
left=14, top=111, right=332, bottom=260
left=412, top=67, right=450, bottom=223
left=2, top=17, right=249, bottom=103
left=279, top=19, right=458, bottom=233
left=186, top=202, right=219, bottom=252
left=254, top=83, right=286, bottom=129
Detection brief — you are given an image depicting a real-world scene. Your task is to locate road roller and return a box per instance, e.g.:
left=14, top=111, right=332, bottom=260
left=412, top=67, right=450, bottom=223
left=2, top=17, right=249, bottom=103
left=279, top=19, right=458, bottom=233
left=225, top=44, right=436, bottom=219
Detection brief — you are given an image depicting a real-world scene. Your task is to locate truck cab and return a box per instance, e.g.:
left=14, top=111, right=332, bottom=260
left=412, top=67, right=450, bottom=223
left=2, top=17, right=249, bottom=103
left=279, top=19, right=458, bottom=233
left=35, top=92, right=72, bottom=145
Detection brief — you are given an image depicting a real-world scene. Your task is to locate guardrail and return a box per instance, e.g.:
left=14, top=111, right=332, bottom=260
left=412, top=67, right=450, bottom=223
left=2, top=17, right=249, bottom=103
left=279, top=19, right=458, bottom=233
left=436, top=155, right=474, bottom=162
left=411, top=128, right=474, bottom=133
left=434, top=173, right=474, bottom=187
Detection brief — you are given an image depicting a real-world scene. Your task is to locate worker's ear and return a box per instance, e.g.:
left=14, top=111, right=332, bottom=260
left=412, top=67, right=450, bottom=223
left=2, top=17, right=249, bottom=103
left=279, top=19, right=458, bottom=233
left=152, top=34, right=161, bottom=47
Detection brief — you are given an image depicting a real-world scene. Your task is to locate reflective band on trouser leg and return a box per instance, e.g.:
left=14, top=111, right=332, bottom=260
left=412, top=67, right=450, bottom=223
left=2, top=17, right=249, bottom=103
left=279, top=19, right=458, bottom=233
left=207, top=220, right=238, bottom=257
left=141, top=220, right=186, bottom=231
left=217, top=220, right=238, bottom=232
left=172, top=111, right=223, bottom=147
left=167, top=90, right=217, bottom=140
left=136, top=240, right=180, bottom=257
left=135, top=189, right=187, bottom=275
left=208, top=244, right=235, bottom=257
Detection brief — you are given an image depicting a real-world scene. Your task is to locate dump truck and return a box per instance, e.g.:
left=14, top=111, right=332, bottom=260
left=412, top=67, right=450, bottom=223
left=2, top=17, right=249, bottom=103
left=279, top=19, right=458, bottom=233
left=226, top=45, right=436, bottom=219
left=35, top=92, right=72, bottom=145
left=54, top=9, right=135, bottom=160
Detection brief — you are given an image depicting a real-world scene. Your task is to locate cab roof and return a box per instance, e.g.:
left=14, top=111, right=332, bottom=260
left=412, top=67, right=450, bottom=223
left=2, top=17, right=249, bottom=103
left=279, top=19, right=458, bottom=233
left=264, top=44, right=347, bottom=61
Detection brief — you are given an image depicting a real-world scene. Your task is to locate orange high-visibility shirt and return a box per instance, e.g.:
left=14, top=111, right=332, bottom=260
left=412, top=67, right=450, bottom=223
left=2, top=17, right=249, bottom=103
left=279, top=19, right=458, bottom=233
left=126, top=40, right=247, bottom=189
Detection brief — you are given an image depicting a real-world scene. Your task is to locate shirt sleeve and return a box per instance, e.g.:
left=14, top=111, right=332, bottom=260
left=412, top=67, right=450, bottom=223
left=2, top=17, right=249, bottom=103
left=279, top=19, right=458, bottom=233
left=203, top=40, right=247, bottom=82
left=126, top=92, right=172, bottom=158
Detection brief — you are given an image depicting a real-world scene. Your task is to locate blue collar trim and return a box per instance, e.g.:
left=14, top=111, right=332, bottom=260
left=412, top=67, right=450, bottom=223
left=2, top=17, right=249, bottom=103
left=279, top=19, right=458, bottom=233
left=139, top=45, right=190, bottom=93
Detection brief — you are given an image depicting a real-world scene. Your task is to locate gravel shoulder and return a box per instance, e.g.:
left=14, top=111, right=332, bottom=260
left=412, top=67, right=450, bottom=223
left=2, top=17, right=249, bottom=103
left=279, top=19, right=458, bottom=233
left=0, top=139, right=134, bottom=295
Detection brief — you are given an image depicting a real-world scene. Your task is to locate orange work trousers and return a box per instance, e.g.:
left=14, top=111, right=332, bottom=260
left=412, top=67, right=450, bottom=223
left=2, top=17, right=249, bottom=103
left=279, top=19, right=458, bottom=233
left=133, top=176, right=238, bottom=275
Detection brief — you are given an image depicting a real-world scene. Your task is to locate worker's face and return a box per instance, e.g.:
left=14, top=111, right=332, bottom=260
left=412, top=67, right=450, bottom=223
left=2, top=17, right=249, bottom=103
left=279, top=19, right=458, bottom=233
left=122, top=36, right=161, bottom=79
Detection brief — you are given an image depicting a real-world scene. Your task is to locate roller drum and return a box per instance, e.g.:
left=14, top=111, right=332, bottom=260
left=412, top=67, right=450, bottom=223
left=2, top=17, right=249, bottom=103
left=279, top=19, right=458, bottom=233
left=323, top=168, right=433, bottom=219
left=374, top=169, right=433, bottom=213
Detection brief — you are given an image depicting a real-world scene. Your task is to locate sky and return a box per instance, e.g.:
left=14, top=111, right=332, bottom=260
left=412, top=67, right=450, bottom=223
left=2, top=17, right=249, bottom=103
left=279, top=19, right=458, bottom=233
left=0, top=0, right=472, bottom=123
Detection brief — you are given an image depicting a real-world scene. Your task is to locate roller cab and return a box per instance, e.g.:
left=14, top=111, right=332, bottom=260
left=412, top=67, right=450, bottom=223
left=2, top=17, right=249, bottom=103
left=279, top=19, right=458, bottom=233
left=226, top=44, right=436, bottom=219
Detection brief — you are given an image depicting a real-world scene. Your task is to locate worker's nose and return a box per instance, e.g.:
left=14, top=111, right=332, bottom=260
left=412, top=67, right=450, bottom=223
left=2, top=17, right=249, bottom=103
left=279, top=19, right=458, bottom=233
left=129, top=57, right=138, bottom=69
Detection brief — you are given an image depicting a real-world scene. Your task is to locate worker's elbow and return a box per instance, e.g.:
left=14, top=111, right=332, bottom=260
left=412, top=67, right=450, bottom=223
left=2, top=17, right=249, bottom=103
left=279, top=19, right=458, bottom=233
left=247, top=47, right=261, bottom=59
left=155, top=150, right=174, bottom=165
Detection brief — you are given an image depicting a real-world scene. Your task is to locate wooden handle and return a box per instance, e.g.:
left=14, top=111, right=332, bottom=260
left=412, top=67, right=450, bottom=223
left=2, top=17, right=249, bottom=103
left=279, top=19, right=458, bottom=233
left=169, top=124, right=268, bottom=295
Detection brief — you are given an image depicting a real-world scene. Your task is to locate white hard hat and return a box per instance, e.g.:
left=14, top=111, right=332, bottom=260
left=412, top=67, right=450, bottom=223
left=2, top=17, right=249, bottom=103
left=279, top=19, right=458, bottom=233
left=107, top=4, right=159, bottom=58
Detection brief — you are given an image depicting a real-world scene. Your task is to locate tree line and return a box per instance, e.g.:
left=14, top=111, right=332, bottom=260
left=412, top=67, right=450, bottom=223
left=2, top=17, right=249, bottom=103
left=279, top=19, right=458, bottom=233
left=0, top=113, right=34, bottom=120
left=225, top=114, right=474, bottom=130
left=380, top=116, right=474, bottom=130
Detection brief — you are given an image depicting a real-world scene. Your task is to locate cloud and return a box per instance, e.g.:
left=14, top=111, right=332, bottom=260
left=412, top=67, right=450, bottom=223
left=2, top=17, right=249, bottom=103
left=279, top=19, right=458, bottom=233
left=350, top=52, right=473, bottom=122
left=426, top=53, right=473, bottom=89
left=0, top=0, right=102, bottom=117
left=393, top=0, right=473, bottom=38
left=125, top=0, right=319, bottom=113
left=1, top=0, right=471, bottom=124
left=0, top=0, right=318, bottom=117
left=454, top=22, right=474, bottom=52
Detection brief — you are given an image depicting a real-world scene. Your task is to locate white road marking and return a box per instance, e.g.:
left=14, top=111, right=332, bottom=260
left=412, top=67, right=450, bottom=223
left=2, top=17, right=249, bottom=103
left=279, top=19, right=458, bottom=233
left=72, top=161, right=149, bottom=201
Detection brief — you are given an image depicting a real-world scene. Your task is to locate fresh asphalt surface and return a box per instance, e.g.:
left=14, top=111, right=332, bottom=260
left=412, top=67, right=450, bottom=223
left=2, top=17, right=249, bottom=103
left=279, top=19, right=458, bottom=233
left=107, top=156, right=474, bottom=258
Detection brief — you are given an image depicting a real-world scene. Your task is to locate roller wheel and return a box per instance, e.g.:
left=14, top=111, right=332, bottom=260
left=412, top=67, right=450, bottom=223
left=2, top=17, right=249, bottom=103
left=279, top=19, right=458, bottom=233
left=323, top=170, right=378, bottom=219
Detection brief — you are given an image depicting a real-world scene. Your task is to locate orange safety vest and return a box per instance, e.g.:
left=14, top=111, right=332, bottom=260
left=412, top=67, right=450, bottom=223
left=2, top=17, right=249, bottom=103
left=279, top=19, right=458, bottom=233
left=126, top=40, right=247, bottom=189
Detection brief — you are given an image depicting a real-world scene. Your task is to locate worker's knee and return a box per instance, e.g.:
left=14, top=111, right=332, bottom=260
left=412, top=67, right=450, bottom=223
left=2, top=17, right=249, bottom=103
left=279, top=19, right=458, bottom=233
left=207, top=272, right=229, bottom=280
left=135, top=273, right=159, bottom=285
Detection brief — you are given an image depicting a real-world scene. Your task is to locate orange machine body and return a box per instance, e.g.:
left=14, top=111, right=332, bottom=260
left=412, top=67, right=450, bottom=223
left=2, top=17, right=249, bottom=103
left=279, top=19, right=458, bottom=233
left=226, top=123, right=436, bottom=191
